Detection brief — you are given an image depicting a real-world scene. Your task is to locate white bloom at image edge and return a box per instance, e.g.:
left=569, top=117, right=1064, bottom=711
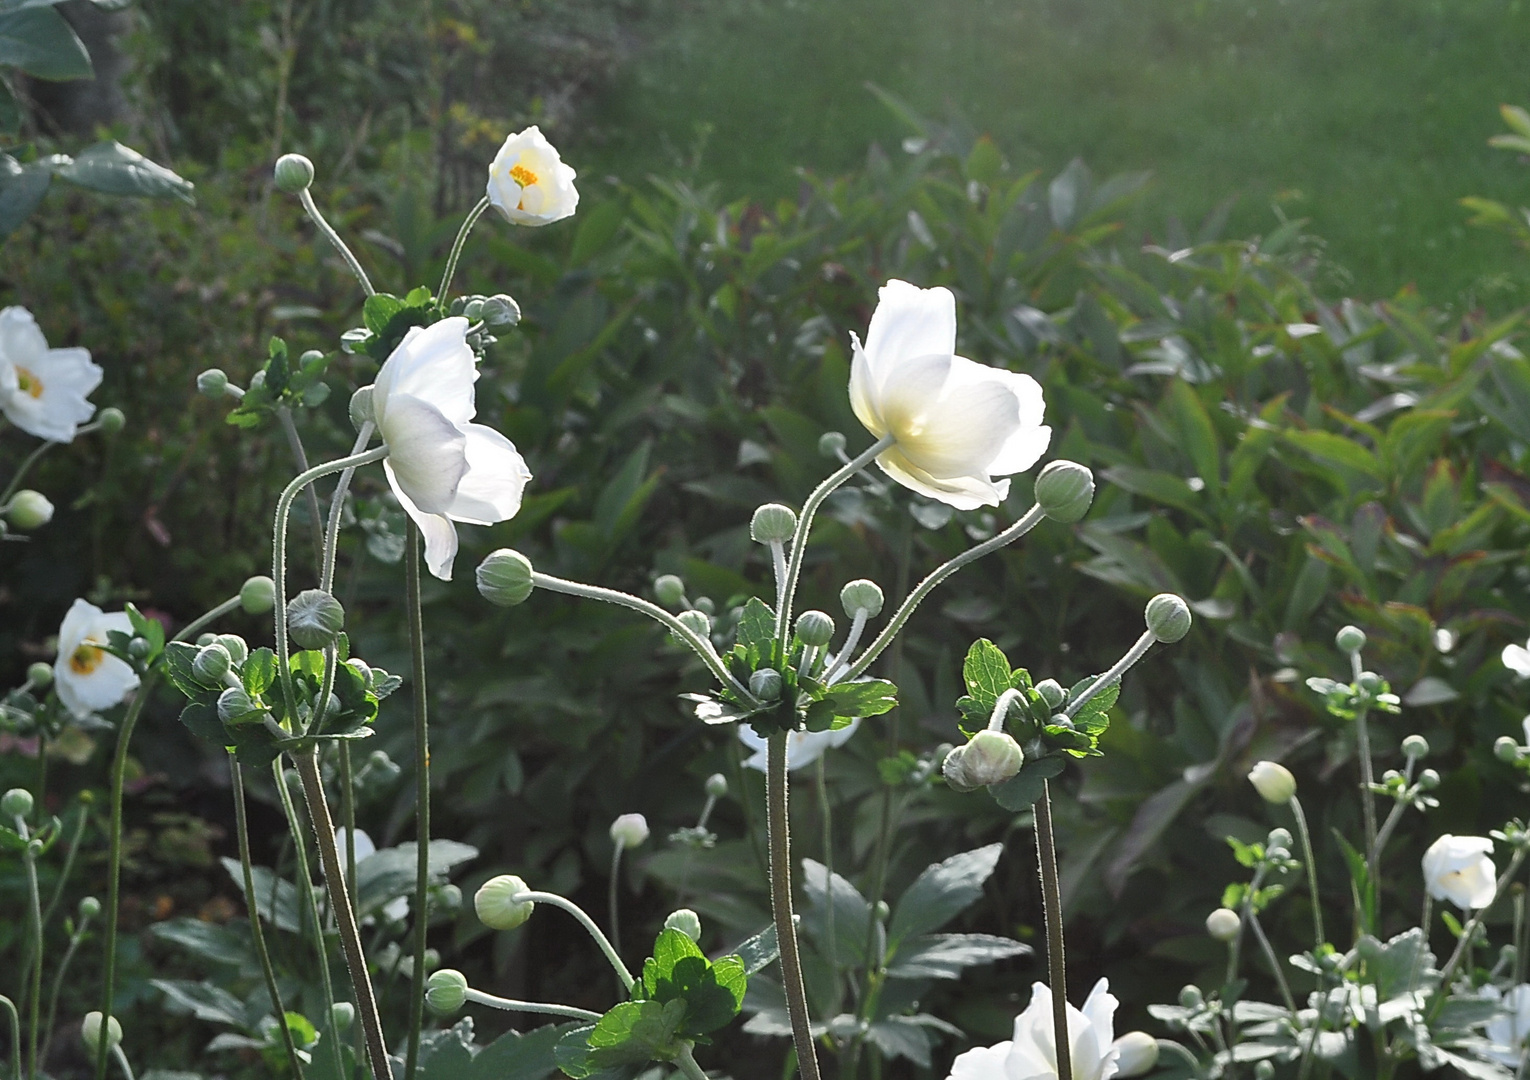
left=335, top=828, right=408, bottom=920
left=850, top=280, right=1050, bottom=510
left=1422, top=833, right=1497, bottom=910
left=1483, top=984, right=1530, bottom=1066
left=1503, top=640, right=1530, bottom=678
left=372, top=317, right=531, bottom=580
left=0, top=307, right=101, bottom=442
left=947, top=978, right=1140, bottom=1080
left=739, top=718, right=861, bottom=773
left=53, top=599, right=139, bottom=720
left=486, top=126, right=578, bottom=227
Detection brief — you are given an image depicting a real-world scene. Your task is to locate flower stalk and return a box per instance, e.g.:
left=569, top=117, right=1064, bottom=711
left=464, top=988, right=601, bottom=1022
left=1033, top=780, right=1072, bottom=1080
left=767, top=731, right=823, bottom=1080
left=297, top=187, right=375, bottom=296
left=404, top=521, right=431, bottom=1080
left=438, top=195, right=492, bottom=299
left=511, top=890, right=634, bottom=989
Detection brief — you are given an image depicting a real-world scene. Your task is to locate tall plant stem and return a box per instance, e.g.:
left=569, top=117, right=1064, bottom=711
left=767, top=732, right=821, bottom=1080
left=463, top=988, right=601, bottom=1022
left=18, top=816, right=42, bottom=1080
left=608, top=841, right=627, bottom=959
left=2, top=995, right=19, bottom=1080
left=297, top=188, right=375, bottom=296
left=231, top=759, right=306, bottom=1077
left=38, top=803, right=87, bottom=937
left=1033, top=782, right=1071, bottom=1080
left=511, top=891, right=633, bottom=988
left=1354, top=706, right=1378, bottom=875
left=276, top=405, right=327, bottom=573
left=40, top=913, right=92, bottom=1065
left=404, top=521, right=431, bottom=1080
left=1290, top=796, right=1325, bottom=948
left=438, top=196, right=491, bottom=299
left=292, top=748, right=392, bottom=1080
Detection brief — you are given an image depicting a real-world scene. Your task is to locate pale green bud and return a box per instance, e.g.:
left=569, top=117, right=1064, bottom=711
left=704, top=773, right=729, bottom=798
left=1419, top=768, right=1441, bottom=789
left=349, top=385, right=374, bottom=430
left=839, top=579, right=884, bottom=618
left=128, top=636, right=152, bottom=659
left=1401, top=734, right=1430, bottom=759
left=750, top=503, right=798, bottom=543
left=330, top=1002, right=355, bottom=1032
left=1335, top=625, right=1367, bottom=654
left=610, top=813, right=650, bottom=848
left=664, top=908, right=702, bottom=941
left=1114, top=1031, right=1159, bottom=1078
left=1248, top=761, right=1296, bottom=805
left=942, top=731, right=1024, bottom=792
left=1145, top=593, right=1192, bottom=643
left=1254, top=1062, right=1275, bottom=1080
left=1034, top=679, right=1065, bottom=710
left=215, top=634, right=249, bottom=664
left=27, top=662, right=52, bottom=688
left=476, top=549, right=535, bottom=607
left=677, top=609, right=711, bottom=638
left=82, top=1012, right=122, bottom=1053
left=818, top=431, right=847, bottom=457
left=1266, top=828, right=1293, bottom=855
left=217, top=686, right=263, bottom=725
left=481, top=295, right=521, bottom=327
left=1357, top=671, right=1384, bottom=694
left=1, top=788, right=34, bottom=819
left=1034, top=459, right=1095, bottom=523
left=192, top=643, right=232, bottom=685
left=1205, top=907, right=1241, bottom=941
left=475, top=874, right=534, bottom=930
left=273, top=153, right=315, bottom=193
left=1178, top=985, right=1203, bottom=1008
left=286, top=589, right=345, bottom=650
left=1496, top=736, right=1521, bottom=763
left=796, top=610, right=834, bottom=647
left=6, top=490, right=53, bottom=530
left=654, top=575, right=687, bottom=608
left=78, top=895, right=102, bottom=920
left=97, top=407, right=125, bottom=436
left=749, top=668, right=783, bottom=700
left=425, top=969, right=469, bottom=1015
left=240, top=575, right=277, bottom=615
left=196, top=368, right=230, bottom=397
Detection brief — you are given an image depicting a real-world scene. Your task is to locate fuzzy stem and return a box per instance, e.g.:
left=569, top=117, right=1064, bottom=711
left=1, top=995, right=19, bottom=1080
left=40, top=910, right=91, bottom=1066
left=1289, top=796, right=1325, bottom=948
left=512, top=891, right=634, bottom=990
left=1033, top=782, right=1071, bottom=1080
left=404, top=521, right=431, bottom=1080
left=438, top=196, right=492, bottom=299
left=767, top=732, right=822, bottom=1080
left=38, top=803, right=87, bottom=941
left=1065, top=631, right=1156, bottom=719
left=0, top=440, right=55, bottom=507
left=277, top=405, right=327, bottom=574
left=1247, top=911, right=1297, bottom=1011
left=815, top=755, right=836, bottom=978
left=320, top=423, right=376, bottom=595
left=822, top=608, right=867, bottom=686
left=463, top=988, right=601, bottom=1022
left=298, top=187, right=375, bottom=295
left=1354, top=707, right=1379, bottom=878
left=17, top=816, right=42, bottom=1080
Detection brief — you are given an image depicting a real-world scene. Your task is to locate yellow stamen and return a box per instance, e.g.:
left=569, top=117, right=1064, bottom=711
left=14, top=366, right=43, bottom=399
left=509, top=164, right=539, bottom=188
left=70, top=642, right=105, bottom=676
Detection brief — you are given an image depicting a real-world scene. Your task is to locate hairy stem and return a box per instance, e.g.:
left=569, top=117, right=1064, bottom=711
left=1033, top=782, right=1071, bottom=1080
left=1289, top=796, right=1325, bottom=949
left=40, top=913, right=91, bottom=1066
left=1065, top=631, right=1156, bottom=719
left=438, top=196, right=492, bottom=299
left=18, top=816, right=42, bottom=1080
left=404, top=520, right=431, bottom=1080
left=463, top=989, right=602, bottom=1022
left=511, top=891, right=634, bottom=990
left=320, top=423, right=376, bottom=595
left=1, top=994, right=19, bottom=1080
left=277, top=405, right=327, bottom=575
left=767, top=732, right=822, bottom=1080
left=297, top=187, right=375, bottom=296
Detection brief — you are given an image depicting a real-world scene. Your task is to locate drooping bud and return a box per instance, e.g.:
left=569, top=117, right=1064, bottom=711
left=82, top=1012, right=123, bottom=1054
left=330, top=1002, right=355, bottom=1032
left=1205, top=907, right=1241, bottom=942
left=1034, top=679, right=1065, bottom=710
left=1401, top=734, right=1430, bottom=759
left=1, top=788, right=34, bottom=819
left=474, top=874, right=534, bottom=930
left=240, top=576, right=277, bottom=615
left=1034, top=460, right=1095, bottom=523
left=6, top=490, right=53, bottom=530
left=654, top=575, right=687, bottom=608
left=273, top=153, right=316, bottom=193
left=750, top=504, right=798, bottom=544
left=425, top=969, right=469, bottom=1015
left=26, top=662, right=52, bottom=688
left=192, top=643, right=232, bottom=686
left=817, top=431, right=847, bottom=457
left=78, top=895, right=102, bottom=920
left=1335, top=625, right=1367, bottom=654
left=704, top=773, right=729, bottom=797
left=196, top=368, right=230, bottom=397
left=942, top=731, right=1024, bottom=792
left=795, top=610, right=834, bottom=647
left=217, top=686, right=264, bottom=725
left=286, top=589, right=345, bottom=650
left=215, top=634, right=249, bottom=664
left=349, top=385, right=374, bottom=430
left=664, top=908, right=703, bottom=941
left=481, top=295, right=522, bottom=327
left=1496, top=736, right=1522, bottom=763
left=1419, top=768, right=1441, bottom=790
left=97, top=407, right=125, bottom=436
left=1113, top=1031, right=1160, bottom=1078
left=1247, top=761, right=1296, bottom=805
left=839, top=579, right=884, bottom=618
left=476, top=549, right=535, bottom=607
left=749, top=668, right=783, bottom=700
left=610, top=813, right=650, bottom=849
left=1145, top=593, right=1192, bottom=643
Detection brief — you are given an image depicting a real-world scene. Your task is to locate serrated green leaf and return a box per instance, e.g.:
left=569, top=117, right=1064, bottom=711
left=242, top=648, right=276, bottom=696
left=888, top=844, right=1003, bottom=946
left=736, top=597, right=775, bottom=651
left=161, top=641, right=204, bottom=697
left=962, top=639, right=1012, bottom=711
left=363, top=293, right=405, bottom=336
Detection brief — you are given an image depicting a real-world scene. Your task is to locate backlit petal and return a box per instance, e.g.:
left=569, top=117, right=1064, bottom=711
left=380, top=395, right=468, bottom=515
left=863, top=280, right=956, bottom=377
left=446, top=424, right=531, bottom=525
left=876, top=446, right=1008, bottom=510
left=390, top=473, right=462, bottom=581
left=373, top=318, right=476, bottom=430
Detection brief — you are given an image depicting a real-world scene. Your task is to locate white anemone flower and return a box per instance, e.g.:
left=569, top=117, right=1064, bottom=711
left=0, top=307, right=101, bottom=442
left=850, top=280, right=1050, bottom=510
left=372, top=317, right=531, bottom=581
left=739, top=718, right=860, bottom=773
left=1483, top=984, right=1530, bottom=1066
left=335, top=828, right=408, bottom=921
left=947, top=978, right=1123, bottom=1080
left=53, top=599, right=139, bottom=720
left=1422, top=834, right=1498, bottom=910
left=486, top=126, right=579, bottom=227
left=1504, top=640, right=1530, bottom=678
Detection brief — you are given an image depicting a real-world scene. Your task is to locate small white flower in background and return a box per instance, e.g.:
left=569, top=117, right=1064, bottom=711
left=335, top=828, right=407, bottom=920
left=1422, top=834, right=1497, bottom=910
left=486, top=126, right=579, bottom=227
left=739, top=718, right=861, bottom=773
left=946, top=978, right=1122, bottom=1080
left=1247, top=760, right=1296, bottom=805
left=609, top=813, right=650, bottom=848
left=849, top=280, right=1050, bottom=510
left=0, top=307, right=102, bottom=442
left=1483, top=984, right=1530, bottom=1066
left=371, top=317, right=531, bottom=580
left=1504, top=640, right=1530, bottom=678
left=53, top=599, right=139, bottom=720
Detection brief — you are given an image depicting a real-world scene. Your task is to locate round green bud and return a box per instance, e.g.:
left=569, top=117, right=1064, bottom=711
left=1496, top=736, right=1521, bottom=763
left=1178, top=985, right=1203, bottom=1009
left=97, top=407, right=125, bottom=436
left=664, top=908, right=703, bottom=941
left=654, top=575, right=687, bottom=608
left=475, top=874, right=534, bottom=930
left=1034, top=679, right=1065, bottom=710
left=425, top=969, right=469, bottom=1016
left=27, top=662, right=53, bottom=688
left=1145, top=593, right=1192, bottom=643
left=677, top=609, right=711, bottom=639
left=704, top=773, right=729, bottom=798
left=695, top=596, right=715, bottom=617
left=1401, top=734, right=1430, bottom=759
left=6, top=490, right=53, bottom=530
left=215, top=634, right=249, bottom=664
left=818, top=431, right=847, bottom=458
left=330, top=1002, right=355, bottom=1033
left=1335, top=625, right=1367, bottom=654
left=128, top=636, right=152, bottom=660
left=874, top=899, right=891, bottom=921
left=286, top=589, right=345, bottom=650
left=463, top=298, right=485, bottom=321
left=749, top=668, right=783, bottom=700
left=839, top=579, right=884, bottom=618
left=610, top=813, right=650, bottom=848
left=1419, top=768, right=1441, bottom=790
left=476, top=549, right=535, bottom=607
left=1247, top=761, right=1296, bottom=805
left=273, top=153, right=316, bottom=193
left=192, top=643, right=232, bottom=685
left=434, top=883, right=463, bottom=915
left=1254, top=1062, right=1276, bottom=1080
left=217, top=686, right=263, bottom=725
left=78, top=895, right=101, bottom=920
left=1, top=788, right=34, bottom=819
left=1266, top=827, right=1293, bottom=854
left=1049, top=713, right=1074, bottom=730
left=1382, top=769, right=1402, bottom=785
left=942, top=731, right=1024, bottom=792
left=482, top=295, right=521, bottom=327
left=1034, top=459, right=1095, bottom=523
left=796, top=610, right=835, bottom=647
left=196, top=633, right=217, bottom=647
left=196, top=368, right=230, bottom=397
left=1357, top=671, right=1384, bottom=694
left=82, top=1012, right=122, bottom=1054
left=750, top=503, right=798, bottom=544
left=349, top=385, right=374, bottom=430
left=1205, top=907, right=1241, bottom=942
left=240, top=576, right=277, bottom=615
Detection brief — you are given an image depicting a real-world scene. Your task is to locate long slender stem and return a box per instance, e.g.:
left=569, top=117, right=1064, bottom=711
left=1289, top=796, right=1325, bottom=948
left=775, top=435, right=895, bottom=644
left=1354, top=707, right=1378, bottom=876
left=292, top=748, right=392, bottom=1079
left=231, top=760, right=306, bottom=1078
left=463, top=989, right=601, bottom=1022
left=18, top=816, right=42, bottom=1080
left=298, top=187, right=375, bottom=296
left=438, top=196, right=491, bottom=299
left=108, top=1044, right=135, bottom=1080
left=511, top=891, right=634, bottom=991
left=822, top=609, right=867, bottom=686
left=1247, top=912, right=1297, bottom=1011
left=38, top=804, right=87, bottom=936
left=40, top=915, right=91, bottom=1066
left=1033, top=782, right=1071, bottom=1080
left=404, top=520, right=431, bottom=1080
left=0, top=436, right=65, bottom=507
left=841, top=503, right=1047, bottom=682
left=1, top=994, right=19, bottom=1080
left=321, top=423, right=376, bottom=595
left=815, top=756, right=836, bottom=978
left=609, top=842, right=626, bottom=958
left=277, top=405, right=327, bottom=575
left=767, top=732, right=822, bottom=1080
left=1065, top=631, right=1156, bottom=719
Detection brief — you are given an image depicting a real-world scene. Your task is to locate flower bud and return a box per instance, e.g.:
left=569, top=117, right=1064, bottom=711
left=942, top=731, right=1024, bottom=792
left=97, top=407, right=125, bottom=436
left=217, top=686, right=263, bottom=725
left=1205, top=907, right=1241, bottom=941
left=27, top=662, right=53, bottom=688
left=1178, top=985, right=1203, bottom=1008
left=82, top=1012, right=122, bottom=1054
left=1113, top=1031, right=1159, bottom=1078
left=425, top=969, right=469, bottom=1015
left=749, top=668, right=783, bottom=700
left=434, top=883, right=463, bottom=915
left=274, top=153, right=315, bottom=193
left=286, top=589, right=345, bottom=650
left=1402, top=734, right=1430, bottom=759
left=664, top=908, right=703, bottom=941
left=196, top=368, right=230, bottom=397
left=1248, top=761, right=1296, bottom=805
left=6, top=490, right=53, bottom=530
left=610, top=813, right=650, bottom=849
left=750, top=503, right=798, bottom=544
left=1419, top=768, right=1441, bottom=790
left=705, top=773, right=729, bottom=798
left=475, top=874, right=534, bottom=930
left=476, top=549, right=535, bottom=607
left=654, top=575, right=687, bottom=608
left=1254, top=1062, right=1275, bottom=1080
left=128, top=636, right=152, bottom=659
left=1145, top=594, right=1192, bottom=643
left=874, top=899, right=891, bottom=921
left=1496, top=736, right=1521, bottom=763
left=349, top=385, right=374, bottom=430
left=1, top=788, right=34, bottom=819
left=1034, top=460, right=1095, bottom=523
left=481, top=294, right=522, bottom=327
left=1034, top=679, right=1065, bottom=710
left=678, top=609, right=712, bottom=639
left=840, top=579, right=884, bottom=618
left=192, top=643, right=232, bottom=685
left=215, top=634, right=249, bottom=664
left=78, top=895, right=101, bottom=920
left=796, top=610, right=834, bottom=647
left=1357, top=671, right=1383, bottom=694
left=1336, top=625, right=1367, bottom=654
left=818, top=431, right=847, bottom=457
left=1266, top=828, right=1293, bottom=854
left=240, top=576, right=277, bottom=615
left=330, top=1002, right=355, bottom=1032
left=464, top=298, right=485, bottom=321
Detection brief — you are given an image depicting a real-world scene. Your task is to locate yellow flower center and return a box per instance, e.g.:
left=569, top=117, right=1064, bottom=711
left=14, top=366, right=43, bottom=399
left=509, top=164, right=539, bottom=188
left=70, top=642, right=105, bottom=676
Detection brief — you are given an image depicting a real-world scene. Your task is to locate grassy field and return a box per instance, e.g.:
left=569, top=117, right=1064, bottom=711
left=584, top=0, right=1530, bottom=304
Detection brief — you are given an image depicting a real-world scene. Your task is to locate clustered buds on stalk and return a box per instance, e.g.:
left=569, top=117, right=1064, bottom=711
left=1033, top=459, right=1095, bottom=523
left=750, top=503, right=797, bottom=544
left=749, top=668, right=783, bottom=700
left=192, top=642, right=232, bottom=685
left=286, top=589, right=345, bottom=650
left=839, top=579, right=884, bottom=618
left=475, top=874, right=534, bottom=930
left=1402, top=734, right=1430, bottom=759
left=1205, top=907, right=1241, bottom=941
left=217, top=687, right=264, bottom=725
left=942, top=731, right=1025, bottom=792
left=664, top=908, right=703, bottom=941
left=425, top=969, right=469, bottom=1016
left=6, top=490, right=53, bottom=530
left=477, top=549, right=535, bottom=607
left=653, top=574, right=687, bottom=609
left=1247, top=761, right=1297, bottom=805
left=1034, top=679, right=1065, bottom=710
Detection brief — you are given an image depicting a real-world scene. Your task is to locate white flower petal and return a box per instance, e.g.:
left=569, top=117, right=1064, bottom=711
left=381, top=396, right=469, bottom=515
left=373, top=318, right=476, bottom=430
left=848, top=333, right=883, bottom=437
left=0, top=307, right=101, bottom=442
left=487, top=126, right=579, bottom=227
left=446, top=424, right=531, bottom=525
left=876, top=447, right=1009, bottom=510
left=863, top=280, right=956, bottom=377
left=389, top=476, right=463, bottom=581
left=946, top=1041, right=1011, bottom=1080
left=1423, top=834, right=1498, bottom=910
left=335, top=827, right=377, bottom=869
left=1505, top=643, right=1530, bottom=678
left=885, top=361, right=1022, bottom=480
left=53, top=600, right=139, bottom=720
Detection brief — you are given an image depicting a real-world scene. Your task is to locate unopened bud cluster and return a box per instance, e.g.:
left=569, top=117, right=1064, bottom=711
left=943, top=731, right=1024, bottom=792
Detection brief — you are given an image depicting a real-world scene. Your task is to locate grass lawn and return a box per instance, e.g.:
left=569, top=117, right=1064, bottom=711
left=585, top=0, right=1530, bottom=304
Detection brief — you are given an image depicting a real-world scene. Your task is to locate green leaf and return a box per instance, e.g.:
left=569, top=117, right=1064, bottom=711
left=0, top=154, right=51, bottom=238
left=570, top=198, right=626, bottom=265
left=733, top=924, right=778, bottom=976
left=888, top=844, right=1004, bottom=947
left=1100, top=465, right=1203, bottom=514
left=0, top=77, right=18, bottom=136
left=640, top=927, right=706, bottom=997
left=242, top=648, right=276, bottom=696
left=148, top=918, right=247, bottom=967
left=0, top=7, right=90, bottom=79
left=989, top=755, right=1067, bottom=812
left=803, top=678, right=897, bottom=731
left=465, top=1022, right=580, bottom=1080
left=1334, top=830, right=1376, bottom=934
left=52, top=141, right=193, bottom=203
left=587, top=999, right=686, bottom=1064
left=151, top=979, right=248, bottom=1026
left=176, top=701, right=227, bottom=745
left=1282, top=428, right=1385, bottom=481
left=363, top=293, right=405, bottom=336
left=220, top=857, right=302, bottom=932
left=961, top=639, right=1012, bottom=711
left=800, top=858, right=872, bottom=966
left=161, top=641, right=203, bottom=697
left=735, top=597, right=775, bottom=651
left=884, top=933, right=1030, bottom=979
